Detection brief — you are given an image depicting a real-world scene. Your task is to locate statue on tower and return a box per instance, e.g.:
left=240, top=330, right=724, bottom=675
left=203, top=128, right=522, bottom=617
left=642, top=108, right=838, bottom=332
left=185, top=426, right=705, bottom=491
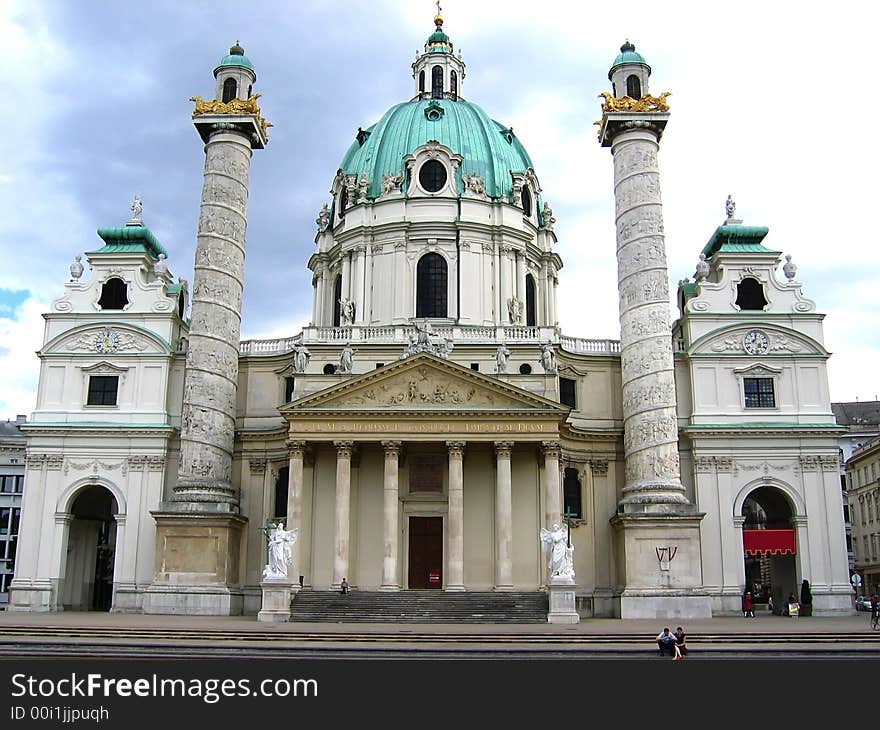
left=129, top=194, right=143, bottom=224
left=725, top=194, right=736, bottom=221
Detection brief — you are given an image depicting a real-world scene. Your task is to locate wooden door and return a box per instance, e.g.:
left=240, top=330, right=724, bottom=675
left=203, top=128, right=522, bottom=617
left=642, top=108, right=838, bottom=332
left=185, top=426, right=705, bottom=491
left=408, top=516, right=443, bottom=589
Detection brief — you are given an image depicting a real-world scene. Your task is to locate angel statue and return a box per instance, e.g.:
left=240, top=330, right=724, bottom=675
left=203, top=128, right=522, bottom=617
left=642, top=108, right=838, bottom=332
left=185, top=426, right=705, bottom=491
left=540, top=523, right=575, bottom=582
left=263, top=521, right=298, bottom=580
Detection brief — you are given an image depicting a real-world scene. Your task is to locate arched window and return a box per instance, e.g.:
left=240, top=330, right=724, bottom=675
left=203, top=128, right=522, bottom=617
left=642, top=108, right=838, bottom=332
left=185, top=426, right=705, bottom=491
left=416, top=253, right=447, bottom=318
left=338, top=186, right=348, bottom=219
left=563, top=467, right=582, bottom=519
left=222, top=77, right=237, bottom=103
left=419, top=70, right=425, bottom=94
left=332, top=276, right=342, bottom=326
left=521, top=186, right=532, bottom=217
left=431, top=65, right=443, bottom=99
left=450, top=70, right=458, bottom=99
left=735, top=277, right=768, bottom=311
left=525, top=274, right=536, bottom=326
left=98, top=278, right=128, bottom=310
left=626, top=75, right=641, bottom=99
left=177, top=292, right=185, bottom=319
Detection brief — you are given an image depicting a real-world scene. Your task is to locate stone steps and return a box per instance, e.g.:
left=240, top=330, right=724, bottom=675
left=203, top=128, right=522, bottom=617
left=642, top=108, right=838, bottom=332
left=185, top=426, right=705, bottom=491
left=289, top=590, right=549, bottom=623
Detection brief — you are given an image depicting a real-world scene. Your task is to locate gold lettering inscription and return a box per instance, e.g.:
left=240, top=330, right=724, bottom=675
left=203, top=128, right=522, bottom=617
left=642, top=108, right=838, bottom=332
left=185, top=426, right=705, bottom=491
left=291, top=420, right=554, bottom=434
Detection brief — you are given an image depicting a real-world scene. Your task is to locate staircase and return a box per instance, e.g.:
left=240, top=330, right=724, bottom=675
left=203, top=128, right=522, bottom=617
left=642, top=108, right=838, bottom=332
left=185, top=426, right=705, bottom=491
left=289, top=590, right=549, bottom=623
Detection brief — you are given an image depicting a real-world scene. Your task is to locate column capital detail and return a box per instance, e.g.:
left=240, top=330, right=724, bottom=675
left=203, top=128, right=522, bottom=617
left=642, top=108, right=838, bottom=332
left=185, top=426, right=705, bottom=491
left=334, top=441, right=355, bottom=459
left=590, top=459, right=609, bottom=475
left=285, top=440, right=309, bottom=457
left=446, top=440, right=466, bottom=458
left=494, top=441, right=514, bottom=458
left=541, top=440, right=561, bottom=458
left=248, top=457, right=267, bottom=474
left=382, top=440, right=402, bottom=458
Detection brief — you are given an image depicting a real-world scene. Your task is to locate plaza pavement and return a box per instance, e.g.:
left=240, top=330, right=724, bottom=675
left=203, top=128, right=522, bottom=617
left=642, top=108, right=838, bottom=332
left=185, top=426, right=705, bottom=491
left=0, top=608, right=878, bottom=657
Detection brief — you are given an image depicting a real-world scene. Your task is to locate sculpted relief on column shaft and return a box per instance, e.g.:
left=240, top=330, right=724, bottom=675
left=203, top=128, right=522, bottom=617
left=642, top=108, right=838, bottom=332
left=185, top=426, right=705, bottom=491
left=613, top=144, right=658, bottom=178
left=623, top=410, right=679, bottom=453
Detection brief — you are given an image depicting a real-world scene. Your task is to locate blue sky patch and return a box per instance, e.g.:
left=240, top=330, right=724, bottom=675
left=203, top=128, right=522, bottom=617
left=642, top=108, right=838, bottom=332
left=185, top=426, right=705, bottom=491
left=0, top=289, right=29, bottom=317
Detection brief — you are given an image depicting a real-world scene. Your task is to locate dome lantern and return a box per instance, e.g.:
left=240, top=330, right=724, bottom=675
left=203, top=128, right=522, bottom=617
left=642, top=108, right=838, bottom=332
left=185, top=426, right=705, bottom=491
left=412, top=8, right=466, bottom=101
left=213, top=40, right=257, bottom=103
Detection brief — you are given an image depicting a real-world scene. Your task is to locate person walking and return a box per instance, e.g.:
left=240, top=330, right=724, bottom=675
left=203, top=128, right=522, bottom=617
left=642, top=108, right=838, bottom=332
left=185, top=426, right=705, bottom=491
left=743, top=591, right=755, bottom=618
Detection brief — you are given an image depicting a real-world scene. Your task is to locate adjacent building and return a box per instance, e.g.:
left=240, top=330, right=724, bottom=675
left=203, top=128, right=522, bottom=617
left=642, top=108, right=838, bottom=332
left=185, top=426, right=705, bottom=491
left=0, top=416, right=26, bottom=608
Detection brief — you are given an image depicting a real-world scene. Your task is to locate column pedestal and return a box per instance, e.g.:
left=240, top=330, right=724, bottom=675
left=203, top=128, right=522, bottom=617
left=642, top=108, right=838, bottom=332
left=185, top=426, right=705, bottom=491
left=257, top=579, right=294, bottom=623
left=547, top=576, right=579, bottom=624
left=610, top=513, right=712, bottom=619
left=143, top=511, right=246, bottom=615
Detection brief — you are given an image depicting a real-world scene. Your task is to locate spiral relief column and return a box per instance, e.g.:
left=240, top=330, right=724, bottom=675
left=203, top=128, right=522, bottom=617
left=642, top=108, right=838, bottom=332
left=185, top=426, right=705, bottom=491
left=598, top=42, right=710, bottom=618
left=145, top=43, right=270, bottom=616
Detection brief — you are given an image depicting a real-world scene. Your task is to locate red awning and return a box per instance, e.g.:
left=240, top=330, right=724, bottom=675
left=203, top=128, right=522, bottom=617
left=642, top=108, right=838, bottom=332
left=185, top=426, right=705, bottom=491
left=743, top=529, right=796, bottom=556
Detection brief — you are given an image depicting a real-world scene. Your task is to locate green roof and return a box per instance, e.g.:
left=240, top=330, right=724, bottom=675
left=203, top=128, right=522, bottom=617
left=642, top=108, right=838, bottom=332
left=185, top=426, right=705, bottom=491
left=216, top=53, right=254, bottom=71
left=610, top=41, right=648, bottom=74
left=701, top=224, right=772, bottom=258
left=339, top=98, right=539, bottom=202
left=90, top=224, right=168, bottom=260
left=680, top=281, right=699, bottom=300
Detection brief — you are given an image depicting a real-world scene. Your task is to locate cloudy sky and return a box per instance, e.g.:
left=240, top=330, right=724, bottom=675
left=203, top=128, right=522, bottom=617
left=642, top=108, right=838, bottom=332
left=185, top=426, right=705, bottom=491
left=1, top=0, right=878, bottom=417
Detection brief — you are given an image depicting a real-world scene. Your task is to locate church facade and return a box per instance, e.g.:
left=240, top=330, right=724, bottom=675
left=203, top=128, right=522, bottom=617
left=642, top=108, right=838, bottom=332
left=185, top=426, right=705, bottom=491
left=8, top=18, right=852, bottom=618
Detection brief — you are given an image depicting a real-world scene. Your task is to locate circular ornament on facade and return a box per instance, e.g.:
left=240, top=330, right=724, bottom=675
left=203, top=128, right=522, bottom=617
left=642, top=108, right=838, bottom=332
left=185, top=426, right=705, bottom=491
left=419, top=160, right=447, bottom=193
left=94, top=329, right=120, bottom=353
left=743, top=329, right=769, bottom=355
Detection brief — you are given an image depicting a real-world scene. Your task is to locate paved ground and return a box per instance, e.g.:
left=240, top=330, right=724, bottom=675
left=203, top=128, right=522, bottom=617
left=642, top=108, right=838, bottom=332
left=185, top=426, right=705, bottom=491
left=0, top=609, right=878, bottom=658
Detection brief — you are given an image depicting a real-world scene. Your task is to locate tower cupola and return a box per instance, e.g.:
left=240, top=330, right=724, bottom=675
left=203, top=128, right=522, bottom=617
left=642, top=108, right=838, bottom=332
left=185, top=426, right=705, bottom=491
left=609, top=40, right=651, bottom=99
left=213, top=41, right=257, bottom=103
left=412, top=8, right=466, bottom=101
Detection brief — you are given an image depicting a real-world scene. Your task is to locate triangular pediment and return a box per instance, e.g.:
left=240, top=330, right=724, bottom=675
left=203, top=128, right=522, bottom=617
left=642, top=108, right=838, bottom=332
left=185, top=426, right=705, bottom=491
left=283, top=354, right=568, bottom=413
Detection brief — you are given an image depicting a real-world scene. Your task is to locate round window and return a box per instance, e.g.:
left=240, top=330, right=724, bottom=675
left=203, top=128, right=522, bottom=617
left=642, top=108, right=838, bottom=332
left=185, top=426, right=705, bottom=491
left=419, top=160, right=447, bottom=193
left=519, top=363, right=532, bottom=375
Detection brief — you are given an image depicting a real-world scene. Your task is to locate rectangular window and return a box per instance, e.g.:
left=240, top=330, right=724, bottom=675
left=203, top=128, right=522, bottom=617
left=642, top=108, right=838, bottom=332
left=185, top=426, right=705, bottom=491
left=0, top=508, right=8, bottom=534
left=563, top=468, right=582, bottom=520
left=9, top=508, right=19, bottom=537
left=86, top=376, right=119, bottom=406
left=743, top=377, right=775, bottom=408
left=284, top=376, right=296, bottom=403
left=470, top=363, right=479, bottom=371
left=409, top=455, right=444, bottom=492
left=846, top=534, right=853, bottom=552
left=559, top=377, right=577, bottom=409
left=844, top=503, right=850, bottom=523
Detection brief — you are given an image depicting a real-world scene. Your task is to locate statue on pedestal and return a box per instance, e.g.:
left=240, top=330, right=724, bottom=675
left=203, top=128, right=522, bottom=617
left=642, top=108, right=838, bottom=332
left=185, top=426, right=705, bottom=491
left=293, top=343, right=310, bottom=373
left=540, top=523, right=575, bottom=581
left=262, top=522, right=298, bottom=580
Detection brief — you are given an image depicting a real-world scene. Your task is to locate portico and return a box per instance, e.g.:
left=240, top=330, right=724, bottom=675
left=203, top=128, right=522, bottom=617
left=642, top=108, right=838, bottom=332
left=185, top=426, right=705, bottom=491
left=279, top=354, right=568, bottom=592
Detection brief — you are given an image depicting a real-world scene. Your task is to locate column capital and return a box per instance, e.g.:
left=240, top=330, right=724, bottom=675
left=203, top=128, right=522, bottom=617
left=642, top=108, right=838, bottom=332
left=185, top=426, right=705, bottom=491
left=248, top=457, right=267, bottom=474
left=446, top=440, right=466, bottom=459
left=382, top=440, right=402, bottom=458
left=541, top=440, right=561, bottom=458
left=589, top=459, right=609, bottom=475
left=494, top=441, right=514, bottom=458
left=334, top=441, right=355, bottom=459
left=285, top=440, right=309, bottom=458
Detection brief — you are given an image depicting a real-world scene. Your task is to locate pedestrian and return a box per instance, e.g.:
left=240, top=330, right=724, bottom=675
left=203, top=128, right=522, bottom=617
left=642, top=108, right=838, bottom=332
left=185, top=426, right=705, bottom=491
left=768, top=595, right=774, bottom=614
left=787, top=593, right=799, bottom=618
left=673, top=626, right=688, bottom=660
left=656, top=627, right=676, bottom=657
left=340, top=577, right=349, bottom=595
left=743, top=591, right=755, bottom=618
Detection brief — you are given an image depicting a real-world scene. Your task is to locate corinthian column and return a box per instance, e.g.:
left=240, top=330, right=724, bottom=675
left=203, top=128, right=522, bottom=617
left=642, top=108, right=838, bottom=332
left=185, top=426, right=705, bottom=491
left=604, top=121, right=688, bottom=510
left=333, top=441, right=354, bottom=588
left=542, top=441, right=562, bottom=527
left=286, top=441, right=307, bottom=582
left=494, top=441, right=514, bottom=591
left=380, top=441, right=401, bottom=591
left=446, top=441, right=466, bottom=592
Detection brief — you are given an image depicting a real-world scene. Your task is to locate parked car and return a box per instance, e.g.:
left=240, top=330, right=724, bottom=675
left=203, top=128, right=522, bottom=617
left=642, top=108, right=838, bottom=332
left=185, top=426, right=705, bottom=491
left=855, top=596, right=873, bottom=611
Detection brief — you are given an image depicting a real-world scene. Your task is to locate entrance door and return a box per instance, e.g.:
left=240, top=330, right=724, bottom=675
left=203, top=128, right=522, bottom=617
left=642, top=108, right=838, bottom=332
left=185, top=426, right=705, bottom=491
left=408, top=516, right=443, bottom=589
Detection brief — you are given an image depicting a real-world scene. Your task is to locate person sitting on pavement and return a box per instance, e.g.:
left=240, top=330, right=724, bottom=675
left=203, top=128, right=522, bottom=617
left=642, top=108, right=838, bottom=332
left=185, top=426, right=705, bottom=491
left=657, top=627, right=677, bottom=657
left=673, top=626, right=688, bottom=660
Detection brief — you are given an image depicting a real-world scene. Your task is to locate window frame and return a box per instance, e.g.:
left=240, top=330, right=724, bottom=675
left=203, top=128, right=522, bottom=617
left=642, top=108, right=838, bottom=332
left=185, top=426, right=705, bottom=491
left=86, top=375, right=120, bottom=407
left=743, top=377, right=776, bottom=409
left=415, top=252, right=448, bottom=319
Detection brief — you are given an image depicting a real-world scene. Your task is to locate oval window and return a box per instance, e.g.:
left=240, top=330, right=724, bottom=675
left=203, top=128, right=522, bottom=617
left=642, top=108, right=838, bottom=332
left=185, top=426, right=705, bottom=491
left=419, top=160, right=447, bottom=193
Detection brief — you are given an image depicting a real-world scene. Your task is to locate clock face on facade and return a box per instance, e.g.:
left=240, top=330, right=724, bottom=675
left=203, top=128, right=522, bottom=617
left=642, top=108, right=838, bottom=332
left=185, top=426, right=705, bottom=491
left=743, top=329, right=769, bottom=355
left=94, top=329, right=120, bottom=353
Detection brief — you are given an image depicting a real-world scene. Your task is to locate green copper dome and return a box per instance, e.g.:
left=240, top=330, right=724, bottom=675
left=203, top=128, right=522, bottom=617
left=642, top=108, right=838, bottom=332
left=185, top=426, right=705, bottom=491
left=215, top=41, right=255, bottom=74
left=339, top=98, right=537, bottom=201
left=611, top=41, right=647, bottom=69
